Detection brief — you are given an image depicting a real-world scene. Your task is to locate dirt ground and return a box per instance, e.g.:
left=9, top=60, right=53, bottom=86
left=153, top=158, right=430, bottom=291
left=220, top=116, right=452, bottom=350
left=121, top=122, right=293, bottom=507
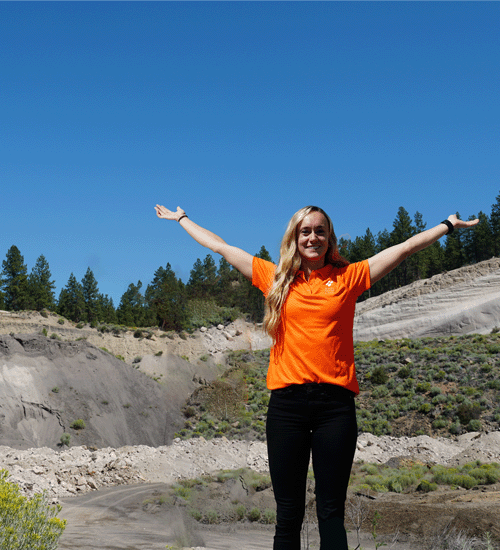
left=56, top=479, right=500, bottom=550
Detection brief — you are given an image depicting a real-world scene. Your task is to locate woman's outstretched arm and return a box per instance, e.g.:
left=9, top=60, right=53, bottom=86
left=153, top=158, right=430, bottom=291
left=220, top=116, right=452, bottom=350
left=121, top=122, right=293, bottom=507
left=155, top=205, right=254, bottom=280
left=368, top=214, right=479, bottom=285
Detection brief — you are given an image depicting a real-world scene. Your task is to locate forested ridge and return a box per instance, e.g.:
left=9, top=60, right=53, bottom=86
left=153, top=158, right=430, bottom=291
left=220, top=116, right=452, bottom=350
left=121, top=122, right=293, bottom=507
left=2, top=192, right=499, bottom=331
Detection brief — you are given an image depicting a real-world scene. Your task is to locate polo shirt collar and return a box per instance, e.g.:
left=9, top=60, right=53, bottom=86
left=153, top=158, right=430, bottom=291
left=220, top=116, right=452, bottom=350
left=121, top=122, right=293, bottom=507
left=296, top=263, right=334, bottom=281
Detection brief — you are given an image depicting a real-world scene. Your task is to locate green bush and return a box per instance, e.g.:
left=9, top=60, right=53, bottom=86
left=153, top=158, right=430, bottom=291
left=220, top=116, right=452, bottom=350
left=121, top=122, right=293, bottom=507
left=59, top=433, right=71, bottom=447
left=0, top=470, right=66, bottom=549
left=187, top=298, right=241, bottom=329
left=456, top=402, right=482, bottom=425
left=416, top=381, right=431, bottom=393
left=449, top=474, right=476, bottom=489
left=467, top=419, right=482, bottom=432
left=360, top=464, right=379, bottom=476
left=416, top=479, right=437, bottom=493
left=172, top=485, right=191, bottom=500
left=262, top=508, right=277, bottom=524
left=432, top=417, right=448, bottom=429
left=368, top=366, right=389, bottom=385
left=371, top=386, right=389, bottom=399
left=189, top=508, right=202, bottom=521
left=449, top=421, right=461, bottom=435
left=70, top=419, right=85, bottom=430
left=398, top=366, right=411, bottom=379
left=205, top=509, right=218, bottom=524
left=235, top=504, right=246, bottom=520
left=247, top=507, right=261, bottom=522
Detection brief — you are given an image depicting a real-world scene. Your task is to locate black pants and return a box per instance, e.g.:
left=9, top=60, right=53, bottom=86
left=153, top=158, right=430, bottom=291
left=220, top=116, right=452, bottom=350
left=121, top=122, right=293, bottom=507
left=266, top=383, right=357, bottom=550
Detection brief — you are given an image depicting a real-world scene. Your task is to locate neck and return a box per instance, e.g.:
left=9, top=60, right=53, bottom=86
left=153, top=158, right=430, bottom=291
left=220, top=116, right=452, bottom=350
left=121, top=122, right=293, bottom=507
left=300, top=258, right=326, bottom=279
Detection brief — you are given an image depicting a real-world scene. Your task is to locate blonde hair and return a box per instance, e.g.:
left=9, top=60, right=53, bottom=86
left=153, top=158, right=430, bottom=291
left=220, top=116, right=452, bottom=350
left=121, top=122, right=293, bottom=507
left=263, top=206, right=349, bottom=342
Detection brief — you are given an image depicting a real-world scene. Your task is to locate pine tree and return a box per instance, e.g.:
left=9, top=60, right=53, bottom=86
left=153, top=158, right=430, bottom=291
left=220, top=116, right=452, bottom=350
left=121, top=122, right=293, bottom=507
left=372, top=228, right=391, bottom=296
left=389, top=207, right=417, bottom=287
left=28, top=255, right=56, bottom=311
left=353, top=228, right=377, bottom=299
left=256, top=245, right=272, bottom=263
left=58, top=274, right=86, bottom=322
left=145, top=264, right=189, bottom=331
left=1, top=246, right=31, bottom=311
left=476, top=211, right=494, bottom=261
left=348, top=229, right=376, bottom=264
left=187, top=258, right=204, bottom=299
left=81, top=268, right=101, bottom=326
left=443, top=213, right=465, bottom=270
left=424, top=241, right=445, bottom=279
left=117, top=281, right=145, bottom=327
left=490, top=192, right=500, bottom=257
left=187, top=254, right=218, bottom=299
left=215, top=257, right=239, bottom=307
left=98, top=294, right=117, bottom=324
left=362, top=228, right=376, bottom=259
left=411, top=211, right=442, bottom=280
left=337, top=236, right=352, bottom=261
left=233, top=246, right=272, bottom=322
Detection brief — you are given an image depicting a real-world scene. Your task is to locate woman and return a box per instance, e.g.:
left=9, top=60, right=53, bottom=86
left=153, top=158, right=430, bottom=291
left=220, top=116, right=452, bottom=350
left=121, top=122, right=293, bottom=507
left=155, top=204, right=478, bottom=550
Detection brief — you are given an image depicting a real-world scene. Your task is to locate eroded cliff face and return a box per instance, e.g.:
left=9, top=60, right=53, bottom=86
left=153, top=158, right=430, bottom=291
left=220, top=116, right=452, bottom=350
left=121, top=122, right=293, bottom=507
left=0, top=314, right=271, bottom=451
left=354, top=258, right=500, bottom=341
left=0, top=333, right=188, bottom=450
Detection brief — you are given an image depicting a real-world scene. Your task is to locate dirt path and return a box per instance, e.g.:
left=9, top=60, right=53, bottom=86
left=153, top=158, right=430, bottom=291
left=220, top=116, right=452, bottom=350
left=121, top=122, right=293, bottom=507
left=58, top=484, right=404, bottom=550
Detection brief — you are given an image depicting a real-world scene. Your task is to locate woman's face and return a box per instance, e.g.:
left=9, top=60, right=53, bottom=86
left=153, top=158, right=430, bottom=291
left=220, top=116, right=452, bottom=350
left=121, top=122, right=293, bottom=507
left=296, top=211, right=329, bottom=268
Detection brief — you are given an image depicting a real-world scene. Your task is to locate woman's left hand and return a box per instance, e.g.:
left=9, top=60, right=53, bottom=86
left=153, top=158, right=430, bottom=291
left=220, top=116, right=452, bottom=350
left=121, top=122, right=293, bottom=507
left=155, top=205, right=185, bottom=221
left=447, top=214, right=479, bottom=229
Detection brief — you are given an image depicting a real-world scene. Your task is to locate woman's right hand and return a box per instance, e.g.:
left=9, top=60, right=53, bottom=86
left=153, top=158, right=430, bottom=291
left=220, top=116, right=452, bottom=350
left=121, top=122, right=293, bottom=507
left=154, top=203, right=254, bottom=280
left=155, top=204, right=185, bottom=221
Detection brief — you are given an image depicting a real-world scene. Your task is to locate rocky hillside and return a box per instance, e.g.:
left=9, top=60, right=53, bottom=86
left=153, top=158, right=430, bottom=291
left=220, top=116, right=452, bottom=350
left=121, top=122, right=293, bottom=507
left=0, top=315, right=271, bottom=451
left=1, top=257, right=499, bottom=452
left=354, top=257, right=500, bottom=340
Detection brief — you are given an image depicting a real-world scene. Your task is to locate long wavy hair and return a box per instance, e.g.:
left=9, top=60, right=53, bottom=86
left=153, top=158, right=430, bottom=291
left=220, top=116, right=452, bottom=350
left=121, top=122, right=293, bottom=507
left=263, top=206, right=349, bottom=342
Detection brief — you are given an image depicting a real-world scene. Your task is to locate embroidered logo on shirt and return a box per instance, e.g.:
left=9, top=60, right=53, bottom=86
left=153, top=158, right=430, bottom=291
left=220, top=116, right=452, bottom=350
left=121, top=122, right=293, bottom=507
left=325, top=280, right=335, bottom=293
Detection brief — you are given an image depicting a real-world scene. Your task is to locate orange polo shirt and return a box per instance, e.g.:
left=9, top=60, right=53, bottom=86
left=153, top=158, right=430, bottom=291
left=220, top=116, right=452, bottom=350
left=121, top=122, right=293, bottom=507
left=252, top=257, right=371, bottom=394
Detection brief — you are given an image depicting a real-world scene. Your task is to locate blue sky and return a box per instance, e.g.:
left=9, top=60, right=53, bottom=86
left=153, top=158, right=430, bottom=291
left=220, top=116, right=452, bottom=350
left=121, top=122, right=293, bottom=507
left=1, top=2, right=499, bottom=306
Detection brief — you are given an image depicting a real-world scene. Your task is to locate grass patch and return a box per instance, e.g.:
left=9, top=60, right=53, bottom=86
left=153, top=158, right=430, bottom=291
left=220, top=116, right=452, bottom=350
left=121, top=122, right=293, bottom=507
left=349, top=460, right=500, bottom=494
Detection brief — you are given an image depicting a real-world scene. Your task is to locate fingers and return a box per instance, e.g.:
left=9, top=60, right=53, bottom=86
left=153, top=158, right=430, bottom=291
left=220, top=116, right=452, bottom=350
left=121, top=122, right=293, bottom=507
left=154, top=205, right=171, bottom=218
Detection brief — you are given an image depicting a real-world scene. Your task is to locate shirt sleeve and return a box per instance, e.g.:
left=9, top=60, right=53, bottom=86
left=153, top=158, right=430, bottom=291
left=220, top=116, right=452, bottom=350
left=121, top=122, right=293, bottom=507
left=342, top=259, right=371, bottom=297
left=252, top=257, right=276, bottom=296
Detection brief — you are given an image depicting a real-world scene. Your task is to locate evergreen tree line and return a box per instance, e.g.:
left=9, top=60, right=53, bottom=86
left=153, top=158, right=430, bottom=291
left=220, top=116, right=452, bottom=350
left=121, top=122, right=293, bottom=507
left=340, top=192, right=500, bottom=300
left=0, top=244, right=272, bottom=331
left=1, top=192, right=499, bottom=327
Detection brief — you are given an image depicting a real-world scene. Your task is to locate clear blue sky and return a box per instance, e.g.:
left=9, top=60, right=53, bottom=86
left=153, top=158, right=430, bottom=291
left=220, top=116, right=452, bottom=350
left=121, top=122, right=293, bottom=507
left=1, top=2, right=499, bottom=306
